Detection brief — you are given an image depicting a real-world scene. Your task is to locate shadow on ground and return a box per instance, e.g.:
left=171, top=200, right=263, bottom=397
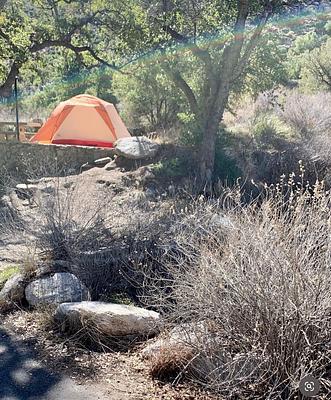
left=0, top=326, right=108, bottom=400
left=0, top=327, right=59, bottom=399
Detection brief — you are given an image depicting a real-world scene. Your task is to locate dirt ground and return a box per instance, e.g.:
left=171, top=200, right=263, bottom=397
left=1, top=310, right=217, bottom=400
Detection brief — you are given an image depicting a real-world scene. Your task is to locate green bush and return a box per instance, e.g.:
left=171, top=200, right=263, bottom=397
left=251, top=114, right=292, bottom=149
left=214, top=134, right=242, bottom=184
left=177, top=112, right=202, bottom=146
left=287, top=31, right=321, bottom=80
left=113, top=63, right=183, bottom=131
left=151, top=158, right=187, bottom=178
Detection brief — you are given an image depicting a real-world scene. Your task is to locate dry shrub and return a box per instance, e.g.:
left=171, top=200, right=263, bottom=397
left=149, top=345, right=195, bottom=382
left=70, top=237, right=166, bottom=301
left=281, top=91, right=331, bottom=140
left=31, top=178, right=110, bottom=261
left=146, top=178, right=331, bottom=399
left=33, top=304, right=58, bottom=332
left=229, top=91, right=331, bottom=187
left=230, top=92, right=276, bottom=128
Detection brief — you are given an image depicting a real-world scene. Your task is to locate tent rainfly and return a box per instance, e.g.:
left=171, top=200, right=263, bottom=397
left=31, top=94, right=130, bottom=147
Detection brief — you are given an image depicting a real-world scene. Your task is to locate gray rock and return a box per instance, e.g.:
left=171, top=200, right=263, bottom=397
left=114, top=137, right=160, bottom=160
left=15, top=182, right=54, bottom=199
left=142, top=322, right=207, bottom=359
left=25, top=273, right=89, bottom=306
left=55, top=301, right=160, bottom=337
left=80, top=162, right=92, bottom=172
left=34, top=260, right=72, bottom=279
left=210, top=214, right=235, bottom=229
left=0, top=273, right=26, bottom=311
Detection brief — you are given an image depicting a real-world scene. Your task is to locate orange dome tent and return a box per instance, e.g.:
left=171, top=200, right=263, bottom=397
left=31, top=94, right=130, bottom=147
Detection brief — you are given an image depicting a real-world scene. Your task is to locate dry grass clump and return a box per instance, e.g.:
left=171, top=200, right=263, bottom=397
left=146, top=177, right=331, bottom=399
left=149, top=345, right=195, bottom=382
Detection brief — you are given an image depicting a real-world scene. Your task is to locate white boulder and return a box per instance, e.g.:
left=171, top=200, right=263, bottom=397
left=25, top=273, right=89, bottom=306
left=55, top=301, right=160, bottom=337
left=114, top=137, right=160, bottom=160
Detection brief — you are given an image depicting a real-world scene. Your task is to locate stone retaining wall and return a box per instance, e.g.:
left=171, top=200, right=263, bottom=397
left=0, top=142, right=112, bottom=182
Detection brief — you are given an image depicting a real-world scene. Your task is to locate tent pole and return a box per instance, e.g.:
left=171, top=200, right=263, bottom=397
left=14, top=75, right=20, bottom=141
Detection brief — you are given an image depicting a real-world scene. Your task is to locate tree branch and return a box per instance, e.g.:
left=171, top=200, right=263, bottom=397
left=162, top=24, right=212, bottom=69
left=0, top=62, right=20, bottom=97
left=30, top=39, right=122, bottom=72
left=310, top=56, right=331, bottom=89
left=0, top=5, right=123, bottom=97
left=1, top=36, right=121, bottom=97
left=231, top=14, right=270, bottom=81
left=162, top=64, right=199, bottom=117
left=162, top=23, right=214, bottom=107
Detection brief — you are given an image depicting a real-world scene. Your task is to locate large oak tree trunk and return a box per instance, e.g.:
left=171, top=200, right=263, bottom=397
left=199, top=113, right=219, bottom=183
left=199, top=83, right=230, bottom=184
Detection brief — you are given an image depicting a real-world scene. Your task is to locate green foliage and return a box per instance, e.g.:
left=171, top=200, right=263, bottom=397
left=0, top=265, right=20, bottom=290
left=292, top=31, right=320, bottom=54
left=251, top=114, right=292, bottom=149
left=20, top=62, right=116, bottom=118
left=151, top=157, right=186, bottom=178
left=113, top=63, right=183, bottom=130
left=213, top=132, right=241, bottom=183
left=286, top=23, right=330, bottom=81
left=177, top=112, right=202, bottom=146
left=233, top=32, right=289, bottom=98
left=299, top=38, right=331, bottom=92
left=0, top=0, right=141, bottom=98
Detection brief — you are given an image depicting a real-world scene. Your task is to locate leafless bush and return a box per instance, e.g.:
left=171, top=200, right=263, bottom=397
left=145, top=178, right=331, bottom=399
left=35, top=182, right=110, bottom=261
left=281, top=91, right=331, bottom=140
